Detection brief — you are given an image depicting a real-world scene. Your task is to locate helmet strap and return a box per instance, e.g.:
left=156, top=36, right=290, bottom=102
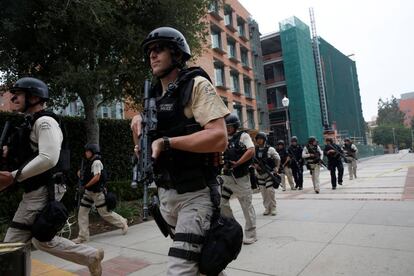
left=24, top=98, right=44, bottom=113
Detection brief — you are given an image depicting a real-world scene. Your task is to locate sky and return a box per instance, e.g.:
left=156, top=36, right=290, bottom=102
left=239, top=0, right=414, bottom=121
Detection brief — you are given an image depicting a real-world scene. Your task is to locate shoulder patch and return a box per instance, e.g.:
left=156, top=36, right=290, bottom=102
left=203, top=83, right=216, bottom=96
left=39, top=121, right=52, bottom=130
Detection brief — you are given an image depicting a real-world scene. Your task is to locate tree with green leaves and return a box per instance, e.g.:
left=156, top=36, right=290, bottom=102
left=372, top=125, right=411, bottom=148
left=376, top=96, right=405, bottom=126
left=0, top=0, right=212, bottom=143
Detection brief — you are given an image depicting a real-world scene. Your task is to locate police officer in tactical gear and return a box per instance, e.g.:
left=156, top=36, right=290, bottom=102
left=323, top=138, right=344, bottom=189
left=288, top=136, right=304, bottom=190
left=1, top=77, right=104, bottom=276
left=302, top=136, right=324, bottom=194
left=220, top=113, right=257, bottom=244
left=253, top=132, right=280, bottom=215
left=276, top=140, right=296, bottom=191
left=72, top=144, right=128, bottom=244
left=343, top=138, right=358, bottom=180
left=131, top=27, right=229, bottom=275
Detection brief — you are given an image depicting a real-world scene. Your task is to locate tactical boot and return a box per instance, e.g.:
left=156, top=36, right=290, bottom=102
left=243, top=237, right=257, bottom=245
left=263, top=209, right=270, bottom=216
left=88, top=248, right=104, bottom=276
left=72, top=237, right=87, bottom=244
left=271, top=209, right=277, bottom=216
left=121, top=219, right=128, bottom=235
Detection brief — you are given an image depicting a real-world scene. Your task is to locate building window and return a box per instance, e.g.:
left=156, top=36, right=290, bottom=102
left=266, top=87, right=287, bottom=110
left=102, top=106, right=109, bottom=118
left=214, top=61, right=225, bottom=87
left=260, top=111, right=265, bottom=126
left=237, top=17, right=246, bottom=37
left=224, top=5, right=233, bottom=27
left=209, top=0, right=219, bottom=13
left=243, top=77, right=251, bottom=98
left=227, top=38, right=236, bottom=59
left=247, top=109, right=255, bottom=129
left=240, top=47, right=249, bottom=67
left=211, top=28, right=222, bottom=49
left=230, top=71, right=239, bottom=93
left=233, top=103, right=243, bottom=125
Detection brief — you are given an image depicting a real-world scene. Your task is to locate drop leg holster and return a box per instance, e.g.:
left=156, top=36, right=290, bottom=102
left=149, top=195, right=175, bottom=239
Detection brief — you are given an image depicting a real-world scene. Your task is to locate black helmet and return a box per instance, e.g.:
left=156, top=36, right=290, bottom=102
left=291, top=136, right=298, bottom=142
left=142, top=27, right=191, bottom=62
left=344, top=137, right=351, bottom=142
left=255, top=132, right=267, bottom=142
left=10, top=77, right=49, bottom=100
left=84, top=143, right=100, bottom=155
left=308, top=136, right=316, bottom=143
left=276, top=140, right=285, bottom=146
left=225, top=113, right=240, bottom=129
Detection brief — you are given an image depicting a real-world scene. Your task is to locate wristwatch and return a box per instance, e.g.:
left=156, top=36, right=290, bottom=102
left=162, top=137, right=171, bottom=151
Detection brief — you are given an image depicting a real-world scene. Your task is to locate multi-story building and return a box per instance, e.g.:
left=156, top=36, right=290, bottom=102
left=261, top=17, right=323, bottom=144
left=399, top=92, right=414, bottom=127
left=0, top=89, right=125, bottom=120
left=261, top=16, right=365, bottom=144
left=1, top=0, right=268, bottom=128
left=193, top=0, right=267, bottom=132
left=318, top=38, right=366, bottom=143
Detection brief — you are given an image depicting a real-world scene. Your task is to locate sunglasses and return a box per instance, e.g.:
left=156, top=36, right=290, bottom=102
left=146, top=43, right=168, bottom=57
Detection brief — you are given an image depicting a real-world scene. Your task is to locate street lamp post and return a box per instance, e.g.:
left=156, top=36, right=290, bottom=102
left=282, top=96, right=291, bottom=143
left=392, top=127, right=396, bottom=153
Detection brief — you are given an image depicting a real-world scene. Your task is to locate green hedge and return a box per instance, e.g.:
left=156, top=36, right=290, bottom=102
left=0, top=111, right=141, bottom=219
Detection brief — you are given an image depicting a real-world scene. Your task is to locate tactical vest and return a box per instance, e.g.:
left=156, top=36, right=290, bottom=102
left=288, top=145, right=303, bottom=161
left=325, top=144, right=342, bottom=161
left=343, top=144, right=356, bottom=158
left=7, top=111, right=63, bottom=193
left=305, top=144, right=321, bottom=164
left=82, top=156, right=106, bottom=193
left=255, top=146, right=276, bottom=172
left=154, top=67, right=220, bottom=193
left=225, top=131, right=251, bottom=178
left=277, top=147, right=289, bottom=166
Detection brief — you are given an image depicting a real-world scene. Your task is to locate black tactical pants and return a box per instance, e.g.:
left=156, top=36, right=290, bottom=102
left=291, top=164, right=304, bottom=188
left=329, top=161, right=344, bottom=188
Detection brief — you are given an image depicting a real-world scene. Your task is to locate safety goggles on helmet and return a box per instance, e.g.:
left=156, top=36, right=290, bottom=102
left=146, top=42, right=170, bottom=57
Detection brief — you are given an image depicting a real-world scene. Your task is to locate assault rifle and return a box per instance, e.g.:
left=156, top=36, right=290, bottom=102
left=75, top=159, right=85, bottom=209
left=253, top=157, right=281, bottom=189
left=131, top=80, right=157, bottom=221
left=342, top=146, right=358, bottom=161
left=0, top=122, right=11, bottom=165
left=326, top=144, right=349, bottom=163
left=0, top=122, right=12, bottom=192
left=287, top=147, right=303, bottom=170
left=306, top=146, right=327, bottom=169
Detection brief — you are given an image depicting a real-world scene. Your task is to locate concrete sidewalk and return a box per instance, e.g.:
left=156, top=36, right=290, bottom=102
left=32, top=151, right=414, bottom=276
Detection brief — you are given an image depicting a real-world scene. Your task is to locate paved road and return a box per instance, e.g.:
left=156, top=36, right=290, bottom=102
left=32, top=151, right=414, bottom=276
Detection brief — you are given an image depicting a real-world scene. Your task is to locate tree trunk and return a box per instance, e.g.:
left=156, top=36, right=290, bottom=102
left=82, top=95, right=100, bottom=145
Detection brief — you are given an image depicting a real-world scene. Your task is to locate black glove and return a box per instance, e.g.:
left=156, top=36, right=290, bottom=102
left=209, top=183, right=221, bottom=207
left=79, top=186, right=85, bottom=194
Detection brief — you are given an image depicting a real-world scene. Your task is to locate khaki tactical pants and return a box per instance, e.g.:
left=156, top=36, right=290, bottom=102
left=220, top=174, right=257, bottom=240
left=309, top=164, right=321, bottom=192
left=281, top=167, right=295, bottom=190
left=256, top=172, right=276, bottom=212
left=347, top=157, right=357, bottom=179
left=4, top=186, right=99, bottom=269
left=78, top=190, right=126, bottom=241
left=158, top=187, right=215, bottom=276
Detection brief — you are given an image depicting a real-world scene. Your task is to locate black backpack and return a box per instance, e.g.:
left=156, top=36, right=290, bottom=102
left=199, top=211, right=243, bottom=276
